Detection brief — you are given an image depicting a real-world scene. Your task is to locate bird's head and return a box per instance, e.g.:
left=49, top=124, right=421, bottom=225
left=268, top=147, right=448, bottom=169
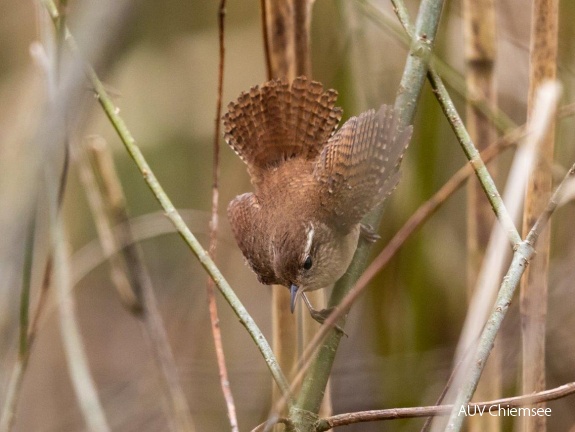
left=270, top=220, right=360, bottom=312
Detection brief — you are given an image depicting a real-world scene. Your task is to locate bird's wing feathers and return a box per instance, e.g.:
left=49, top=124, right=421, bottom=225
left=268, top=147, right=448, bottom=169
left=313, top=105, right=412, bottom=232
left=227, top=193, right=277, bottom=285
left=223, top=77, right=342, bottom=185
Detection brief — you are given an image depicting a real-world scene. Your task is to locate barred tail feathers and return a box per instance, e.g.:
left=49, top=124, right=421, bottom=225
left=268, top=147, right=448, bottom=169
left=223, top=77, right=342, bottom=178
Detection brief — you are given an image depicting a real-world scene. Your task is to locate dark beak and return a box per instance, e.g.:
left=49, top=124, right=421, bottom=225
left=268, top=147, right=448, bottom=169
left=290, top=284, right=299, bottom=313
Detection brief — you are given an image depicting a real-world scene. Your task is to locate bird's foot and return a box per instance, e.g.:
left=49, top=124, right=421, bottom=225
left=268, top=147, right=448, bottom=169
left=301, top=294, right=347, bottom=336
left=360, top=223, right=381, bottom=243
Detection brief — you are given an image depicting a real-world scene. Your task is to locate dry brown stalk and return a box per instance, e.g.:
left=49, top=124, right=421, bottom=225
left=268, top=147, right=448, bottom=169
left=261, top=0, right=324, bottom=419
left=462, top=0, right=501, bottom=430
left=520, top=1, right=559, bottom=431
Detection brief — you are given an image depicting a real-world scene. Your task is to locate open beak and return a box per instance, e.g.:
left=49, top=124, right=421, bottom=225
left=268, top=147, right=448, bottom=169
left=290, top=284, right=299, bottom=313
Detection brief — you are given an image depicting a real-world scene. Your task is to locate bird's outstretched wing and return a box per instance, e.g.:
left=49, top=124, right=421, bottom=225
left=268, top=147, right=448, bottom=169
left=227, top=193, right=277, bottom=285
left=223, top=77, right=342, bottom=186
left=313, top=105, right=412, bottom=232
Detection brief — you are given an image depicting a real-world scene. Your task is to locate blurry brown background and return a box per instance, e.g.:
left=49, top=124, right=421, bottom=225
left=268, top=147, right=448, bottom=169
left=1, top=0, right=575, bottom=431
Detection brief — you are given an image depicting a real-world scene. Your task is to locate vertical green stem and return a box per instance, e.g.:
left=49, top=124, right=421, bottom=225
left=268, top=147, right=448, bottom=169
left=445, top=242, right=535, bottom=431
left=427, top=71, right=522, bottom=246
left=291, top=0, right=445, bottom=428
left=40, top=0, right=291, bottom=402
left=393, top=0, right=444, bottom=127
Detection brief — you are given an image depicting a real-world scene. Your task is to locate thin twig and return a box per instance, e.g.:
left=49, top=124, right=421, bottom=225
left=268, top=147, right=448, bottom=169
left=39, top=0, right=291, bottom=401
left=210, top=0, right=225, bottom=258
left=299, top=0, right=573, bottom=382
left=390, top=10, right=558, bottom=427
left=261, top=2, right=301, bottom=419
left=0, top=213, right=36, bottom=432
left=390, top=0, right=521, bottom=247
left=49, top=177, right=111, bottom=432
left=315, top=381, right=575, bottom=430
left=428, top=72, right=521, bottom=246
left=0, top=361, right=26, bottom=432
left=280, top=127, right=522, bottom=416
left=526, top=163, right=575, bottom=246
left=73, top=137, right=142, bottom=312
left=260, top=93, right=571, bottom=432
left=56, top=122, right=516, bottom=432
left=1, top=0, right=129, bottom=426
left=1, top=163, right=71, bottom=432
left=85, top=138, right=195, bottom=431
left=520, top=2, right=559, bottom=431
left=28, top=259, right=53, bottom=352
left=445, top=83, right=562, bottom=431
left=206, top=1, right=239, bottom=431
left=250, top=417, right=292, bottom=432
left=449, top=85, right=560, bottom=414
left=462, top=1, right=501, bottom=429
left=269, top=92, right=575, bottom=424
left=49, top=27, right=107, bottom=421
left=1, top=21, right=72, bottom=425
left=18, top=217, right=35, bottom=359
left=359, top=0, right=515, bottom=134
left=292, top=0, right=445, bottom=423
left=454, top=133, right=540, bottom=360
left=419, top=340, right=478, bottom=432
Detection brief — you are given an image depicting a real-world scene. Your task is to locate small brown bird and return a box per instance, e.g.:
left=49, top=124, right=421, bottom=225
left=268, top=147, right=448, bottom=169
left=223, top=77, right=411, bottom=321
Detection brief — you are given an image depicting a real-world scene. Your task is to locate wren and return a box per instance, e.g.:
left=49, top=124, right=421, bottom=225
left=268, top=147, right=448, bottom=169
left=223, top=77, right=412, bottom=322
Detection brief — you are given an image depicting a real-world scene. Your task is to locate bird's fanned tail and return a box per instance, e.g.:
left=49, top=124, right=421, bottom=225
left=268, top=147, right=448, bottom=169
left=223, top=77, right=343, bottom=186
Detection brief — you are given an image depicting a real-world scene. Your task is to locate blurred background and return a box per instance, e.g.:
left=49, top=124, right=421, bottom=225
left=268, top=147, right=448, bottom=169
left=1, top=0, right=575, bottom=431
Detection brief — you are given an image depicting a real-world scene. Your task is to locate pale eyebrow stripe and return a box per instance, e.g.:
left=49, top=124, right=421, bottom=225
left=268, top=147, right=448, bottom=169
left=304, top=223, right=315, bottom=258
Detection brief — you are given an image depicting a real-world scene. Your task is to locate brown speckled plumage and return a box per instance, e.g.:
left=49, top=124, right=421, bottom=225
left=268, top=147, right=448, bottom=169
left=223, top=77, right=412, bottom=309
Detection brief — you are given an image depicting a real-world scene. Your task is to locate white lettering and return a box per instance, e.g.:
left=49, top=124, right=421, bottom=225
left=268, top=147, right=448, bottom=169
left=518, top=407, right=531, bottom=416
left=482, top=404, right=552, bottom=417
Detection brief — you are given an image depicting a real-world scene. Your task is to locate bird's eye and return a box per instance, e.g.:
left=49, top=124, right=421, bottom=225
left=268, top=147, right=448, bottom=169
left=303, top=255, right=313, bottom=270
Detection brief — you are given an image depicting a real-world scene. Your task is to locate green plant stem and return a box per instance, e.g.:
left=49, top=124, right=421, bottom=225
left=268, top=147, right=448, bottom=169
left=392, top=0, right=444, bottom=126
left=427, top=71, right=522, bottom=246
left=445, top=121, right=572, bottom=432
left=390, top=0, right=521, bottom=247
left=357, top=0, right=515, bottom=134
left=388, top=1, right=539, bottom=429
left=291, top=129, right=521, bottom=385
left=445, top=242, right=534, bottom=431
left=39, top=0, right=291, bottom=402
left=527, top=166, right=575, bottom=245
left=292, top=0, right=445, bottom=427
